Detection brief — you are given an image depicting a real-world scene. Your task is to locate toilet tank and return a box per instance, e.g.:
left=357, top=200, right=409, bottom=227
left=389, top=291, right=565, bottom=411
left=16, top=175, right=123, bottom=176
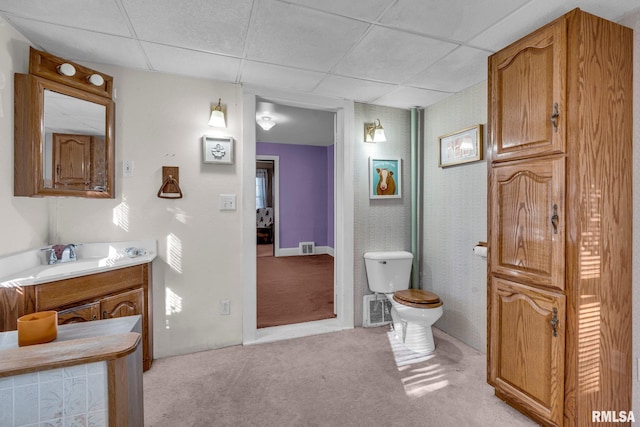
left=363, top=251, right=413, bottom=293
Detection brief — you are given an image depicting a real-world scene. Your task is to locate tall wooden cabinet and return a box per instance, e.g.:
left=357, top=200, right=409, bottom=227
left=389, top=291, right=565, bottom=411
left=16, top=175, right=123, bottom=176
left=487, top=9, right=632, bottom=426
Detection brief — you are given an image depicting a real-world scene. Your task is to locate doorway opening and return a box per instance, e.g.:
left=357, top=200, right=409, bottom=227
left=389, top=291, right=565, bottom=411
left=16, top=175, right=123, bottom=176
left=242, top=87, right=354, bottom=345
left=256, top=151, right=336, bottom=328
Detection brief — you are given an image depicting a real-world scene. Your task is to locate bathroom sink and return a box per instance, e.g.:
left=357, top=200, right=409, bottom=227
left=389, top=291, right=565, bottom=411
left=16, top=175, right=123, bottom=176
left=33, top=258, right=112, bottom=279
left=0, top=240, right=157, bottom=287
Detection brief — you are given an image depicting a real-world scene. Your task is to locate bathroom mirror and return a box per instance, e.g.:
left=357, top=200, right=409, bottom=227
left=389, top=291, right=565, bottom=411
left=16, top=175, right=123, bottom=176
left=14, top=48, right=115, bottom=198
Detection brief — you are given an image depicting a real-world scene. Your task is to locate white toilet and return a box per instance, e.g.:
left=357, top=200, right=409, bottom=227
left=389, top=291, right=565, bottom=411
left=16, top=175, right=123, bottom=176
left=364, top=251, right=443, bottom=354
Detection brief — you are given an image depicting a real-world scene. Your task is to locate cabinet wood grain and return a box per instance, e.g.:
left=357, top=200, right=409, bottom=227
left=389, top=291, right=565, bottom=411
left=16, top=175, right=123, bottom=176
left=487, top=8, right=632, bottom=426
left=0, top=263, right=153, bottom=371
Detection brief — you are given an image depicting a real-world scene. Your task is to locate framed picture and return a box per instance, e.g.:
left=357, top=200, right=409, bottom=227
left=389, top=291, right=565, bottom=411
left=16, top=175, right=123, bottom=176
left=369, top=157, right=401, bottom=199
left=438, top=124, right=483, bottom=167
left=203, top=136, right=234, bottom=164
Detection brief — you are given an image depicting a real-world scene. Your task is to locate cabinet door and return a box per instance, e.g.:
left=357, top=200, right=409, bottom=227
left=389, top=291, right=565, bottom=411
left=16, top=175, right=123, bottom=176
left=101, top=288, right=144, bottom=320
left=490, top=156, right=565, bottom=290
left=489, top=277, right=565, bottom=426
left=53, top=133, right=91, bottom=189
left=489, top=18, right=566, bottom=162
left=57, top=302, right=100, bottom=324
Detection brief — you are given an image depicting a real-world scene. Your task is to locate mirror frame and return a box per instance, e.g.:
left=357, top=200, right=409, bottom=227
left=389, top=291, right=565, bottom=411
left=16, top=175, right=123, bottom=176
left=14, top=74, right=115, bottom=198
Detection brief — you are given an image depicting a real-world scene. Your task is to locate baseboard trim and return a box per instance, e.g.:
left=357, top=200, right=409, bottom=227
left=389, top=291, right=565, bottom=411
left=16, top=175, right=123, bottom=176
left=278, top=246, right=334, bottom=257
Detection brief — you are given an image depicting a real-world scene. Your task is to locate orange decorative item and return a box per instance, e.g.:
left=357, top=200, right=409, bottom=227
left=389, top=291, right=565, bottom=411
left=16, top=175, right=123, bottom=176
left=17, top=311, right=58, bottom=346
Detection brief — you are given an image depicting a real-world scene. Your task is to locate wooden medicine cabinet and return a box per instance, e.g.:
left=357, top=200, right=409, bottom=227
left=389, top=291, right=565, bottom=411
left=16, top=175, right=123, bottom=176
left=14, top=47, right=115, bottom=198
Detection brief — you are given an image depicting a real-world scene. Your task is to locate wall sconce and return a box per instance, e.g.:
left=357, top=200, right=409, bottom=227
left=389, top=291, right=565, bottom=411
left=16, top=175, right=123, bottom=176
left=364, top=118, right=387, bottom=142
left=257, top=116, right=276, bottom=131
left=208, top=98, right=226, bottom=128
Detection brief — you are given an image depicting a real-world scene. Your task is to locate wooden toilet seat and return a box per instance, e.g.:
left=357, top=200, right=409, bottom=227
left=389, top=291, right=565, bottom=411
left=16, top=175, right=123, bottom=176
left=393, top=289, right=443, bottom=309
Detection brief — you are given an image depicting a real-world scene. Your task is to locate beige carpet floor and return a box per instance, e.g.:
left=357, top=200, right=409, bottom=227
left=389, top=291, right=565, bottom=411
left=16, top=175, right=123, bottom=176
left=143, top=327, right=538, bottom=427
left=257, top=248, right=335, bottom=328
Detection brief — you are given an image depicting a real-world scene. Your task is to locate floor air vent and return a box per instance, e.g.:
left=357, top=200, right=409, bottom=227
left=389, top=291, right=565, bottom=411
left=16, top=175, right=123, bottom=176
left=363, top=294, right=392, bottom=327
left=298, top=242, right=315, bottom=255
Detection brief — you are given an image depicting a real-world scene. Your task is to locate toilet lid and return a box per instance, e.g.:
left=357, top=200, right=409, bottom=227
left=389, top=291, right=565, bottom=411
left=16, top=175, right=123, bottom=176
left=394, top=289, right=441, bottom=305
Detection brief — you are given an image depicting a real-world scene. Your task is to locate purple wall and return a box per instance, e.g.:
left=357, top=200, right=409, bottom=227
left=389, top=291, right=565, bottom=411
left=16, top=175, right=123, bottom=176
left=257, top=142, right=334, bottom=250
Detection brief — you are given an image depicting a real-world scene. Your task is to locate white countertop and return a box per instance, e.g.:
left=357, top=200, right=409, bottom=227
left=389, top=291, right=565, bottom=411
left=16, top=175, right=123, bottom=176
left=0, top=240, right=157, bottom=288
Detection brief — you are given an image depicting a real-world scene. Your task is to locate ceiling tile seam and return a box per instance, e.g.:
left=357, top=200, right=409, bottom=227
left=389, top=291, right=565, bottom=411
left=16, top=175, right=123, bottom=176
left=236, top=0, right=261, bottom=83
left=397, top=44, right=469, bottom=90
left=112, top=0, right=138, bottom=38
left=270, top=0, right=493, bottom=53
left=0, top=13, right=131, bottom=40
left=113, top=0, right=154, bottom=70
left=466, top=0, right=538, bottom=47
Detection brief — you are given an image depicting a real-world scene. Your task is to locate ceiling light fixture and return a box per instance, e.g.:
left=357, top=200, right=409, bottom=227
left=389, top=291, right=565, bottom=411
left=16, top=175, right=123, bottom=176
left=364, top=118, right=387, bottom=142
left=208, top=98, right=226, bottom=128
left=257, top=116, right=276, bottom=131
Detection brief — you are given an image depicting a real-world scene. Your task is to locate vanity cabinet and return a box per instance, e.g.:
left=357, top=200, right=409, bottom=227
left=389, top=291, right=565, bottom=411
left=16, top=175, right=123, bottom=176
left=487, top=9, right=632, bottom=426
left=0, top=264, right=153, bottom=371
left=57, top=288, right=144, bottom=325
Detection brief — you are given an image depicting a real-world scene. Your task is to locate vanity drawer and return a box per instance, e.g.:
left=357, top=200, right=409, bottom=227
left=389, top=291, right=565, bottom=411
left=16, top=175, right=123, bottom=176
left=36, top=264, right=146, bottom=310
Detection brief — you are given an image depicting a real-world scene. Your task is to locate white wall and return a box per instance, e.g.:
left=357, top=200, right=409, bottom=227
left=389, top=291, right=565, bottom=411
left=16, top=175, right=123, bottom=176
left=354, top=103, right=411, bottom=326
left=0, top=18, right=49, bottom=255
left=422, top=82, right=488, bottom=352
left=620, top=7, right=640, bottom=420
left=50, top=66, right=244, bottom=358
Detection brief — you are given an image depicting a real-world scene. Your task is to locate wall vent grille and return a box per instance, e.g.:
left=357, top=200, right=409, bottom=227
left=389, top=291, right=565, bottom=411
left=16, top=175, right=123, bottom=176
left=298, top=242, right=315, bottom=255
left=363, top=294, right=392, bottom=327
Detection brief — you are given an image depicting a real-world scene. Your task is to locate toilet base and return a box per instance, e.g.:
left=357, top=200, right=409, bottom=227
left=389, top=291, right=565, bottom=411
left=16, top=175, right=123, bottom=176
left=391, top=321, right=436, bottom=354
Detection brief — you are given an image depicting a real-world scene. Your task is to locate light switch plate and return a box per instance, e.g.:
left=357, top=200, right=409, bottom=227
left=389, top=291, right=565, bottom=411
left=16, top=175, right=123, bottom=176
left=123, top=160, right=134, bottom=177
left=219, top=194, right=236, bottom=211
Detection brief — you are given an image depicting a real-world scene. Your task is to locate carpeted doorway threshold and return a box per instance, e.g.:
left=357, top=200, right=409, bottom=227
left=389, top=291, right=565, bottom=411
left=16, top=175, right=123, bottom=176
left=257, top=247, right=335, bottom=328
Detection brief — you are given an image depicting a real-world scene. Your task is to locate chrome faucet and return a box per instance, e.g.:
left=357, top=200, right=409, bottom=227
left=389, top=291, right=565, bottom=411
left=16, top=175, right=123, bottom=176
left=60, top=244, right=77, bottom=263
left=44, top=244, right=78, bottom=264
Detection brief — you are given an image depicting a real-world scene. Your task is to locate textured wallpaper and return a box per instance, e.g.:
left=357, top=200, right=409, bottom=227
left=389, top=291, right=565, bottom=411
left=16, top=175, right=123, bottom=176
left=353, top=103, right=411, bottom=326
left=422, top=82, right=488, bottom=352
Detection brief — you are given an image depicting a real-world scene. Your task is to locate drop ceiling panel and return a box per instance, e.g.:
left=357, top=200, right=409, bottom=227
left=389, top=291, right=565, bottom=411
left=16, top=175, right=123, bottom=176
left=6, top=17, right=149, bottom=70
left=372, top=86, right=451, bottom=109
left=335, top=26, right=457, bottom=83
left=122, top=0, right=253, bottom=56
left=241, top=61, right=325, bottom=93
left=141, top=42, right=241, bottom=82
left=283, top=0, right=396, bottom=21
left=380, top=0, right=530, bottom=43
left=246, top=1, right=370, bottom=72
left=407, top=46, right=489, bottom=93
left=469, top=0, right=640, bottom=51
left=313, top=75, right=396, bottom=103
left=0, top=0, right=132, bottom=36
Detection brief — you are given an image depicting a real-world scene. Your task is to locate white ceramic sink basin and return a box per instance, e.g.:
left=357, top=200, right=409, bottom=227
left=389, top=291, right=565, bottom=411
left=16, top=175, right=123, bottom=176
left=33, top=258, right=110, bottom=278
left=0, top=240, right=157, bottom=287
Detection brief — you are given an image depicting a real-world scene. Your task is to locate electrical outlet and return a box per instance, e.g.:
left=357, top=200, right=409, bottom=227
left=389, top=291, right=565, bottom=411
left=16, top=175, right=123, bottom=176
left=220, top=299, right=230, bottom=315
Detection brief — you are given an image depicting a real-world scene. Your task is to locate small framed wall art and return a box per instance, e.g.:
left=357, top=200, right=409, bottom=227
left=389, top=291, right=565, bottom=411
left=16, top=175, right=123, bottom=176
left=369, top=157, right=401, bottom=199
left=203, top=136, right=234, bottom=164
left=438, top=124, right=483, bottom=167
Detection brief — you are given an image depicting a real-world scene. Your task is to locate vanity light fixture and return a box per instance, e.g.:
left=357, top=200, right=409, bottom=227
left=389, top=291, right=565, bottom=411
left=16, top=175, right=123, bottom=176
left=257, top=116, right=276, bottom=131
left=364, top=118, right=387, bottom=142
left=208, top=98, right=226, bottom=128
left=87, top=73, right=105, bottom=87
left=56, top=63, right=76, bottom=77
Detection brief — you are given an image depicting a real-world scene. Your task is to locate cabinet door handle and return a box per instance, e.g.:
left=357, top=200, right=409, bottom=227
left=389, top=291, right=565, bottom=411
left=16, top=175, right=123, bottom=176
left=551, top=307, right=559, bottom=337
left=551, top=204, right=559, bottom=234
left=551, top=103, right=559, bottom=132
